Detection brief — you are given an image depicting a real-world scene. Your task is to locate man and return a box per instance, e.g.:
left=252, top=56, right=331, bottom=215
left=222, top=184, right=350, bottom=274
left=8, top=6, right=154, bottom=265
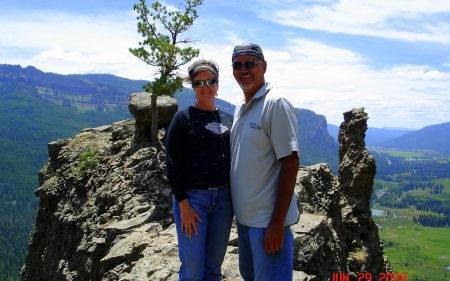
left=230, top=42, right=300, bottom=281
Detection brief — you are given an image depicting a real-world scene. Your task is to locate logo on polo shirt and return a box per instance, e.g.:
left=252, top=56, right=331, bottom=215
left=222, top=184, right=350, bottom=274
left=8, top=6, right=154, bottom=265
left=249, top=122, right=262, bottom=130
left=205, top=122, right=228, bottom=134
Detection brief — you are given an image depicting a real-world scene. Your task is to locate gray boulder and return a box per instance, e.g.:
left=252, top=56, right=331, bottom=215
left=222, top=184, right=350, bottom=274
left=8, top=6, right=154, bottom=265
left=128, top=92, right=178, bottom=143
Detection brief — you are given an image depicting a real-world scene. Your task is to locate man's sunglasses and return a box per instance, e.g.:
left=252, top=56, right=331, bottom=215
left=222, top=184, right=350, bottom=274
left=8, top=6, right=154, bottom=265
left=192, top=78, right=218, bottom=88
left=232, top=60, right=263, bottom=71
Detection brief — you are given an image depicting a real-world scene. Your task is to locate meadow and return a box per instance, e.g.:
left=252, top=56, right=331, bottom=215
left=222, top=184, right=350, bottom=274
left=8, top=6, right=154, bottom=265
left=406, top=178, right=450, bottom=200
left=373, top=208, right=450, bottom=281
left=369, top=148, right=428, bottom=158
left=369, top=148, right=450, bottom=162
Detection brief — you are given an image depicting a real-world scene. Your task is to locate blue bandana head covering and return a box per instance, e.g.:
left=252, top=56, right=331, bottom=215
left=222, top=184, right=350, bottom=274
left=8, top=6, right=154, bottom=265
left=232, top=42, right=264, bottom=61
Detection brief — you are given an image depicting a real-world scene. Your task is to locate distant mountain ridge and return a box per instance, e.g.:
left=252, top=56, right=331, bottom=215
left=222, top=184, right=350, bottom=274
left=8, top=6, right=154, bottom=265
left=378, top=122, right=450, bottom=154
left=328, top=122, right=449, bottom=154
left=327, top=124, right=415, bottom=146
left=1, top=64, right=149, bottom=111
left=0, top=63, right=338, bottom=166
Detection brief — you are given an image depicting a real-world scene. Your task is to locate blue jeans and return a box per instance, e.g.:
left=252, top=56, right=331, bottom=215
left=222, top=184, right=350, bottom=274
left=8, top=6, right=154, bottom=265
left=238, top=223, right=294, bottom=281
left=173, top=188, right=234, bottom=281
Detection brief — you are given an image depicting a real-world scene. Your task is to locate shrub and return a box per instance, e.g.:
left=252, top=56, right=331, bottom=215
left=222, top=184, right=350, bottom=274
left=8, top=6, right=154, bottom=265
left=72, top=147, right=98, bottom=179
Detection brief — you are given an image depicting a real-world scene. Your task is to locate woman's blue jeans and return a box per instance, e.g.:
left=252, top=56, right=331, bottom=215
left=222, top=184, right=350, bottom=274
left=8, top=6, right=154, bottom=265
left=237, top=223, right=294, bottom=281
left=173, top=188, right=234, bottom=281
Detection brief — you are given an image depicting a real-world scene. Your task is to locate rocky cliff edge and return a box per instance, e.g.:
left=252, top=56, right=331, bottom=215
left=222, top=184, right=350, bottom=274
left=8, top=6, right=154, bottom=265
left=21, top=107, right=390, bottom=281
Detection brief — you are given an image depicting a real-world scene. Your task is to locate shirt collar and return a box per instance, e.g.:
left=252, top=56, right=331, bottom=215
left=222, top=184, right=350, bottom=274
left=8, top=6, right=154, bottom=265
left=253, top=82, right=271, bottom=100
left=242, top=82, right=271, bottom=107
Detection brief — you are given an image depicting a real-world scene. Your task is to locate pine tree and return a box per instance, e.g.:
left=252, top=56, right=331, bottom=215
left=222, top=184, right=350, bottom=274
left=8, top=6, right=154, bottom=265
left=129, top=0, right=203, bottom=150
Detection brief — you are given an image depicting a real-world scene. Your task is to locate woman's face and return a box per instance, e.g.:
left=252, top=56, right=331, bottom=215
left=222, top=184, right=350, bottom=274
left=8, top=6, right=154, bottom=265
left=192, top=70, right=218, bottom=104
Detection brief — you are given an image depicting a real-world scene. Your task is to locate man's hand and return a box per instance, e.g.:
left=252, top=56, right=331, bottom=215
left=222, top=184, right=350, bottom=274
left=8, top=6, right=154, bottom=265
left=264, top=220, right=285, bottom=254
left=265, top=151, right=299, bottom=253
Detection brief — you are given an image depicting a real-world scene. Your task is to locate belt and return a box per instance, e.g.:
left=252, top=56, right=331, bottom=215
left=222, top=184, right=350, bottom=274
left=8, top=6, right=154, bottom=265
left=207, top=182, right=230, bottom=190
left=188, top=182, right=230, bottom=191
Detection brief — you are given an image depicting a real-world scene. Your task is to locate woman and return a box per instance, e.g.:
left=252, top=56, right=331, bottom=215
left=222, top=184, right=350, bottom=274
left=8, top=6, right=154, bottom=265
left=165, top=59, right=234, bottom=281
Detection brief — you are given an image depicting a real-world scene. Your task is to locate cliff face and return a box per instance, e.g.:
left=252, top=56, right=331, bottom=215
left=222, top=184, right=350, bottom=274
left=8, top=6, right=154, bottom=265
left=21, top=108, right=390, bottom=281
left=295, top=108, right=339, bottom=171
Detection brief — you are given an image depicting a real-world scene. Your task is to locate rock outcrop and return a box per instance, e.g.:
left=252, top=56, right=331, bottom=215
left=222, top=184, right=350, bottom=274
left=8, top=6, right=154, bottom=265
left=128, top=93, right=178, bottom=143
left=294, top=108, right=389, bottom=280
left=21, top=107, right=390, bottom=281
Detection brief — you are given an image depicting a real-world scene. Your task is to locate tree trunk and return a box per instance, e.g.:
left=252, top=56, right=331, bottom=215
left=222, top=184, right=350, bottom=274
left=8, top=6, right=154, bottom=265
left=151, top=94, right=164, bottom=151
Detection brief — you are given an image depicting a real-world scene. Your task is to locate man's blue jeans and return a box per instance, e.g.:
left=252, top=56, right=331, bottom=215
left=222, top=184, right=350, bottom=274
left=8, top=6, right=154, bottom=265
left=238, top=223, right=294, bottom=281
left=173, top=188, right=234, bottom=281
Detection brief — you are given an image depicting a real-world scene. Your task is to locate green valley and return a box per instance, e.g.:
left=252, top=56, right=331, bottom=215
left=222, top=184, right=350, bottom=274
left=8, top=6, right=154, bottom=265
left=373, top=208, right=450, bottom=281
left=370, top=148, right=450, bottom=281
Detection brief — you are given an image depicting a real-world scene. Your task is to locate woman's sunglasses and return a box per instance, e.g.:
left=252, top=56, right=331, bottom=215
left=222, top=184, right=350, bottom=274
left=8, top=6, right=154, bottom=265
left=192, top=78, right=218, bottom=88
left=232, top=60, right=263, bottom=71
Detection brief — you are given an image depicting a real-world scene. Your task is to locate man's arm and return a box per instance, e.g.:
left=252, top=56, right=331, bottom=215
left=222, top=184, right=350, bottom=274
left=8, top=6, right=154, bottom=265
left=264, top=151, right=299, bottom=254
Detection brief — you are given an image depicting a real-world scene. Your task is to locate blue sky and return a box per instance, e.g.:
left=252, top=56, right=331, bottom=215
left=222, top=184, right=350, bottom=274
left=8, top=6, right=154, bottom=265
left=1, top=0, right=449, bottom=129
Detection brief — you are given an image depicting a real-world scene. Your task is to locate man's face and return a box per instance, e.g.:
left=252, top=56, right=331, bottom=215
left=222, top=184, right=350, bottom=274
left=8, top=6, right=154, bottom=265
left=232, top=54, right=267, bottom=96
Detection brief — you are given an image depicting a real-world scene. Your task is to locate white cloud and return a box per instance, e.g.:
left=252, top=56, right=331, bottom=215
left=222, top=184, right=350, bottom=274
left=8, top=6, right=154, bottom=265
left=264, top=0, right=450, bottom=43
left=336, top=85, right=356, bottom=92
left=0, top=11, right=139, bottom=52
left=33, top=46, right=131, bottom=65
left=236, top=39, right=450, bottom=128
left=33, top=47, right=87, bottom=63
left=264, top=51, right=291, bottom=61
left=381, top=65, right=450, bottom=81
left=0, top=10, right=155, bottom=79
left=285, top=39, right=364, bottom=64
left=1, top=1, right=449, bottom=129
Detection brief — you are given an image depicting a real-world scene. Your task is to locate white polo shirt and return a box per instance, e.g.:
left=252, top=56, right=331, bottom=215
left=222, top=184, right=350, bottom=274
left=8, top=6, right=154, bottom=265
left=230, top=82, right=299, bottom=228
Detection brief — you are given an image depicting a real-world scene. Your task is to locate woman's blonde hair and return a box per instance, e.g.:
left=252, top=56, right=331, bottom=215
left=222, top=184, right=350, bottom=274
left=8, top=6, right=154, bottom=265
left=184, top=59, right=219, bottom=86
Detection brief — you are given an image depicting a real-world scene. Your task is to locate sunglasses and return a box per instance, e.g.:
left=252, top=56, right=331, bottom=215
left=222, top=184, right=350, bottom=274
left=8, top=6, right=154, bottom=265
left=232, top=60, right=263, bottom=71
left=192, top=78, right=218, bottom=88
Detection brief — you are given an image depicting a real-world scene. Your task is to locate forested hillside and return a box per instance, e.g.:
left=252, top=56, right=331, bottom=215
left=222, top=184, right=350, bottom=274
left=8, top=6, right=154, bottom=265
left=370, top=148, right=450, bottom=220
left=297, top=109, right=338, bottom=168
left=0, top=64, right=338, bottom=280
left=0, top=81, right=135, bottom=281
left=0, top=65, right=148, bottom=280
